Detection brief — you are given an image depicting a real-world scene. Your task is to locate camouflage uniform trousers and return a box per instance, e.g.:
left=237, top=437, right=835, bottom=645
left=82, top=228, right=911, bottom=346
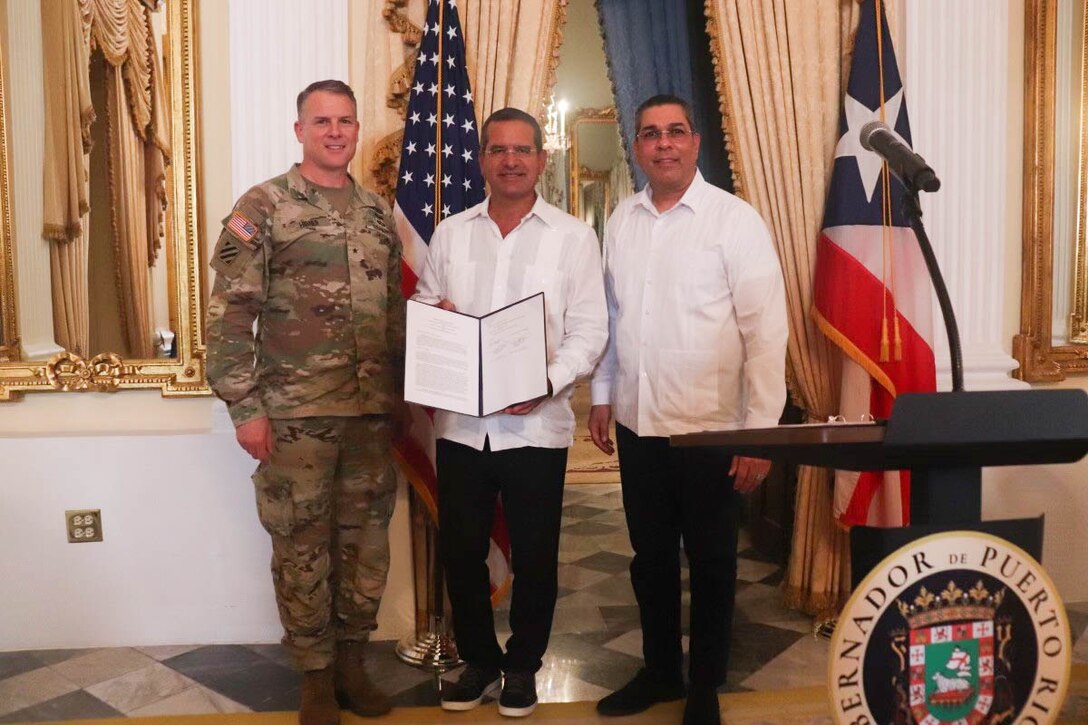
left=252, top=415, right=397, bottom=671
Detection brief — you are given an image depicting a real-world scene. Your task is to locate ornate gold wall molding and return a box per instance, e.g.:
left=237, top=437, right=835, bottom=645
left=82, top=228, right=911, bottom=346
left=0, top=0, right=207, bottom=399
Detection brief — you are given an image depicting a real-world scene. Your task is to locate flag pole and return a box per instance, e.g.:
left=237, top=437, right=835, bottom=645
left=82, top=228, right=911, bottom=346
left=395, top=486, right=461, bottom=671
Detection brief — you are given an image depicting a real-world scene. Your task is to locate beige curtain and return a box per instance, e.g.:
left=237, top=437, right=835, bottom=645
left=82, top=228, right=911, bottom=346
left=458, top=0, right=566, bottom=120
left=707, top=0, right=865, bottom=616
left=358, top=0, right=567, bottom=200
left=105, top=65, right=153, bottom=357
left=352, top=0, right=427, bottom=196
left=41, top=0, right=94, bottom=355
left=40, top=0, right=169, bottom=358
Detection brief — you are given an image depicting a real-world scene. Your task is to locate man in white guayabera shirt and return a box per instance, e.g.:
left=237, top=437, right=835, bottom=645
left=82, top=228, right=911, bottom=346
left=589, top=94, right=788, bottom=725
left=413, top=107, right=607, bottom=718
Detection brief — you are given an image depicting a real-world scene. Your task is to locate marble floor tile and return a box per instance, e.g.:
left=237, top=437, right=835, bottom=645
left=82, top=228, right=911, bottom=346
left=734, top=583, right=813, bottom=634
left=0, top=651, right=43, bottom=680
left=598, top=604, right=643, bottom=633
left=737, top=558, right=781, bottom=583
left=572, top=550, right=632, bottom=574
left=163, top=645, right=299, bottom=712
left=49, top=647, right=158, bottom=689
left=0, top=666, right=79, bottom=717
left=243, top=643, right=295, bottom=669
left=84, top=662, right=194, bottom=713
left=564, top=504, right=611, bottom=519
left=739, top=635, right=830, bottom=691
left=0, top=689, right=122, bottom=723
left=1074, top=623, right=1088, bottom=664
left=727, top=622, right=807, bottom=686
left=556, top=562, right=614, bottom=591
left=603, top=628, right=689, bottom=659
left=125, top=684, right=249, bottom=717
left=548, top=605, right=608, bottom=636
left=28, top=649, right=99, bottom=668
left=562, top=520, right=621, bottom=537
left=579, top=575, right=640, bottom=606
left=535, top=665, right=612, bottom=704
left=135, top=644, right=201, bottom=662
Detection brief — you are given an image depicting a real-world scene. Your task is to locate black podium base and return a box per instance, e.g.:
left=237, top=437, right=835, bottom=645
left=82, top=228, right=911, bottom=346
left=849, top=516, right=1044, bottom=588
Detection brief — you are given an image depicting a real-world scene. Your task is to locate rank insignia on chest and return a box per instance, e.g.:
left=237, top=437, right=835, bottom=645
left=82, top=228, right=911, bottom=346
left=227, top=212, right=258, bottom=243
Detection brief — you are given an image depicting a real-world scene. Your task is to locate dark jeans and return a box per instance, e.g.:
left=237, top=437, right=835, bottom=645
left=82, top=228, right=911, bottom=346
left=437, top=437, right=568, bottom=674
left=615, top=424, right=740, bottom=689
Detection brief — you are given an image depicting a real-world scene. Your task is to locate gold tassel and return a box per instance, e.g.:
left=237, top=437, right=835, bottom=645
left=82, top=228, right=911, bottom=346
left=880, top=318, right=890, bottom=362
left=893, top=317, right=903, bottom=361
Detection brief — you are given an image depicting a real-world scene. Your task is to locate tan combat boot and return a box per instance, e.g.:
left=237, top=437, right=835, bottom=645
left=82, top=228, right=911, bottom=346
left=335, top=640, right=392, bottom=717
left=299, top=667, right=340, bottom=725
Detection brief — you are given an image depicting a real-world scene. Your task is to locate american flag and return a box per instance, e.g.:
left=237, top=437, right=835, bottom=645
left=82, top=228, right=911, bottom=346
left=391, top=0, right=511, bottom=601
left=812, top=0, right=936, bottom=528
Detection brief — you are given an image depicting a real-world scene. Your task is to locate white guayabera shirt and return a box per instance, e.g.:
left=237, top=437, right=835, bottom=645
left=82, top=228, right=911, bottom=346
left=414, top=195, right=608, bottom=451
left=591, top=171, right=788, bottom=437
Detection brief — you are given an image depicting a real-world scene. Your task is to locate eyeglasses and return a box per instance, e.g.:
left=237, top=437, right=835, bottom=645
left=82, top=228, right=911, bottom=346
left=485, top=145, right=536, bottom=158
left=636, top=127, right=693, bottom=143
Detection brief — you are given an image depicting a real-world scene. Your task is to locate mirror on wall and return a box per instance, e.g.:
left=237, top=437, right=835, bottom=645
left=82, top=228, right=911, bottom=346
left=0, top=0, right=207, bottom=399
left=568, top=106, right=627, bottom=239
left=539, top=0, right=634, bottom=227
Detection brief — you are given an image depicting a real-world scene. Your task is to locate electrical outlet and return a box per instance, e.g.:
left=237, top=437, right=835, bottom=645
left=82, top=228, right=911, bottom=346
left=66, top=509, right=102, bottom=543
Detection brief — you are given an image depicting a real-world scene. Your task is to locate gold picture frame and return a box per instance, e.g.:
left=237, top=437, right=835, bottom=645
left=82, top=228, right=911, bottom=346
left=0, top=0, right=208, bottom=399
left=1014, top=0, right=1088, bottom=381
left=568, top=106, right=617, bottom=220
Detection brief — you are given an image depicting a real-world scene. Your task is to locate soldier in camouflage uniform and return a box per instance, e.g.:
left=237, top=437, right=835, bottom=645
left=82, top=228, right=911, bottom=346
left=205, top=80, right=405, bottom=725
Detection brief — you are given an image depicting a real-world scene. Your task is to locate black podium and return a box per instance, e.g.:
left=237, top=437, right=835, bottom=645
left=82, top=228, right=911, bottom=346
left=671, top=388, right=1088, bottom=585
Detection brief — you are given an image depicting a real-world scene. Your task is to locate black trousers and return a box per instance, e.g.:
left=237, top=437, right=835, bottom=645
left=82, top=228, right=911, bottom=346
left=615, top=424, right=740, bottom=689
left=437, top=437, right=568, bottom=674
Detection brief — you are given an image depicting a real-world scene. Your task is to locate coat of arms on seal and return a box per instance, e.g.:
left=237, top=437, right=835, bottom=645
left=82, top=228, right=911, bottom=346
left=829, top=532, right=1071, bottom=725
left=898, top=581, right=1006, bottom=723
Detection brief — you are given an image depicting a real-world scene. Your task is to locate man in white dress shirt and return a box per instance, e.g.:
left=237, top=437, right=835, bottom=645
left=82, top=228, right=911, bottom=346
left=413, top=107, right=608, bottom=718
left=589, top=95, right=788, bottom=725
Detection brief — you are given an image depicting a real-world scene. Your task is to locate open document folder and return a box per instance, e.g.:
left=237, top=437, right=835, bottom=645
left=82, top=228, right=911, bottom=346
left=404, top=293, right=549, bottom=417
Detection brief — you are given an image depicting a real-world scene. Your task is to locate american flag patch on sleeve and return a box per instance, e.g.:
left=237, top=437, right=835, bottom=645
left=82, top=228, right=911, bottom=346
left=226, top=212, right=258, bottom=242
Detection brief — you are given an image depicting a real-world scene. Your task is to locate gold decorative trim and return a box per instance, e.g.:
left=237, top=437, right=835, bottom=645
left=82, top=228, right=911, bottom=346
left=703, top=0, right=745, bottom=199
left=1013, top=0, right=1080, bottom=381
left=568, top=106, right=616, bottom=219
left=0, top=0, right=208, bottom=399
left=0, top=8, right=19, bottom=363
left=1070, top=0, right=1088, bottom=343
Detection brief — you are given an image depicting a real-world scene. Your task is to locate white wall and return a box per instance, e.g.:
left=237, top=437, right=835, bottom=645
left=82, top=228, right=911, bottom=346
left=0, top=0, right=414, bottom=653
left=907, top=0, right=1087, bottom=601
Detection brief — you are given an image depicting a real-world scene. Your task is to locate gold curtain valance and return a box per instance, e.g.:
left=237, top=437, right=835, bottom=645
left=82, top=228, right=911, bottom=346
left=43, top=0, right=171, bottom=245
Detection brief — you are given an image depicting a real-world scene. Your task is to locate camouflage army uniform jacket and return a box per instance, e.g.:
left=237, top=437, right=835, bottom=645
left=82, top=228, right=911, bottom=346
left=205, top=165, right=406, bottom=426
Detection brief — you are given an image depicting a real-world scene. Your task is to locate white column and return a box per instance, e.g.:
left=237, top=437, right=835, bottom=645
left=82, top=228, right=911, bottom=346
left=6, top=0, right=62, bottom=360
left=904, top=0, right=1026, bottom=390
left=228, top=0, right=349, bottom=198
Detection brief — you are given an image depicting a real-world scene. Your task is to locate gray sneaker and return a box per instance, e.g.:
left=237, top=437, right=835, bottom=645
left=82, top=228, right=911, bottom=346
left=440, top=664, right=502, bottom=711
left=498, top=671, right=537, bottom=717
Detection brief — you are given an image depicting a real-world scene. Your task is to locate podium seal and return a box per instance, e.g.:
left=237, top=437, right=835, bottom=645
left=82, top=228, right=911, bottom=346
left=829, top=531, right=1071, bottom=724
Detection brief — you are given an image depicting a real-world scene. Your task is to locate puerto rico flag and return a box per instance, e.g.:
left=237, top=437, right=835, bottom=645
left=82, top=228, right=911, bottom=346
left=812, top=0, right=936, bottom=527
left=390, top=0, right=511, bottom=601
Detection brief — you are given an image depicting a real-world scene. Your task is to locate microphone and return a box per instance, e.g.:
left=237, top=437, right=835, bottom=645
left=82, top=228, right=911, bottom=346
left=859, top=120, right=941, bottom=193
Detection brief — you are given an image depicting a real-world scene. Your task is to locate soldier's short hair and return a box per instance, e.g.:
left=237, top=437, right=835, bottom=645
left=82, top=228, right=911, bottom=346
left=297, top=80, right=357, bottom=117
left=481, top=108, right=543, bottom=151
left=634, top=94, right=697, bottom=134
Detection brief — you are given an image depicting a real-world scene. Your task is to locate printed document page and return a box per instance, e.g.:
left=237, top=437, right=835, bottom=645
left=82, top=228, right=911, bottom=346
left=404, top=293, right=547, bottom=416
left=480, top=293, right=548, bottom=416
left=404, top=300, right=481, bottom=416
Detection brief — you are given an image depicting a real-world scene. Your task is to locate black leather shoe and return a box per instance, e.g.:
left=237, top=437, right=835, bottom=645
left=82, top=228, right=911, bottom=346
left=596, top=668, right=686, bottom=716
left=498, top=671, right=538, bottom=717
left=682, top=687, right=721, bottom=725
left=440, top=664, right=501, bottom=711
